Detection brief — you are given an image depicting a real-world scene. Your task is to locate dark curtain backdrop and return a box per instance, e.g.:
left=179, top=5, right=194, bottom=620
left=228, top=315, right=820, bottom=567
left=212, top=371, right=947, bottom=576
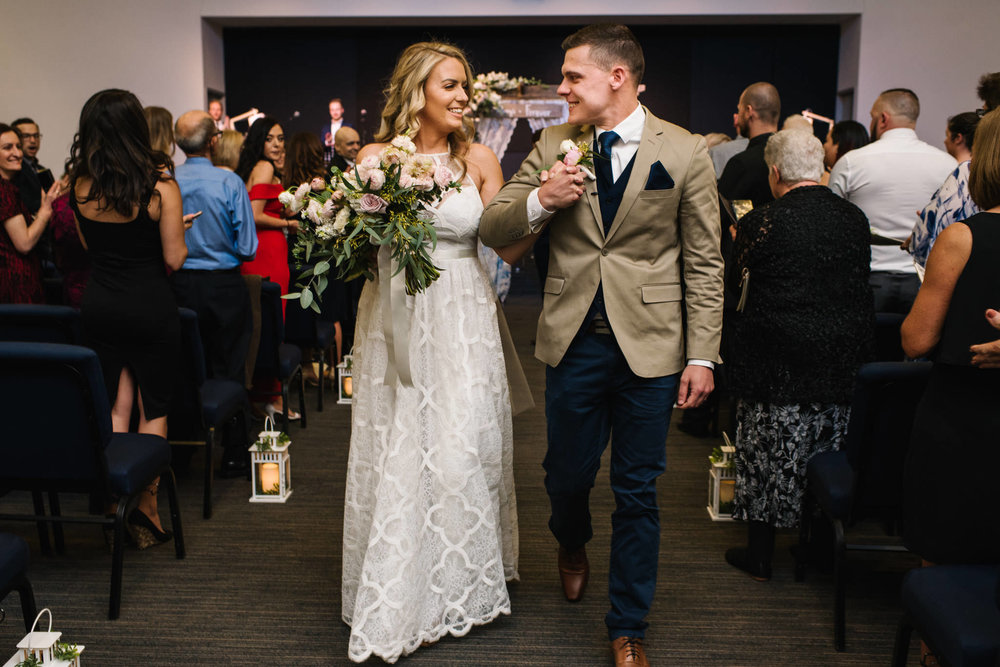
left=223, top=23, right=839, bottom=177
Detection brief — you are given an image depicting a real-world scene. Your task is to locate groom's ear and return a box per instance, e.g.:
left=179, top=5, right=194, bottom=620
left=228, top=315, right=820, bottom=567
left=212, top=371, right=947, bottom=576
left=608, top=64, right=628, bottom=92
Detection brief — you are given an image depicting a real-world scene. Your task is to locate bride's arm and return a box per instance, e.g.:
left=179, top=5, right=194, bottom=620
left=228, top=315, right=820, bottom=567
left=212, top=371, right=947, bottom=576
left=469, top=143, right=538, bottom=265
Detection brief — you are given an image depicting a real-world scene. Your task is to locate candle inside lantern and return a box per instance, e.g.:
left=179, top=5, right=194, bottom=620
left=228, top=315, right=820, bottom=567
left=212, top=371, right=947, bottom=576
left=260, top=462, right=280, bottom=494
left=720, top=478, right=735, bottom=505
left=342, top=375, right=353, bottom=398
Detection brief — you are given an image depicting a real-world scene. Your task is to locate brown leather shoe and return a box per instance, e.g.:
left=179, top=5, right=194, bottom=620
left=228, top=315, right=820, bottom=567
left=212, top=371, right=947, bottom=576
left=557, top=545, right=589, bottom=601
left=611, top=637, right=649, bottom=667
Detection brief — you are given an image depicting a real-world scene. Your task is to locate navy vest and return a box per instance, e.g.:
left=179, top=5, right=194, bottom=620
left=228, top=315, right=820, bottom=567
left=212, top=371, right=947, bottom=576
left=581, top=148, right=637, bottom=332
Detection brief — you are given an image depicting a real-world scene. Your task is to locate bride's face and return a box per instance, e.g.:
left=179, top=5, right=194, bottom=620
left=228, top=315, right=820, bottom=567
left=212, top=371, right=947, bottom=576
left=419, top=57, right=469, bottom=134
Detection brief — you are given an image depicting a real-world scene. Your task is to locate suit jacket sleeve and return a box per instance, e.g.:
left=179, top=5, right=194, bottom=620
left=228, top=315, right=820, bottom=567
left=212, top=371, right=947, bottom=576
left=678, top=135, right=725, bottom=364
left=480, top=134, right=549, bottom=247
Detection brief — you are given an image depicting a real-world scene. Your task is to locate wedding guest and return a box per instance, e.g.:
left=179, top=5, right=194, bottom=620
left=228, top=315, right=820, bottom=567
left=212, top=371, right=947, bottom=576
left=979, top=72, right=1000, bottom=112
left=0, top=123, right=59, bottom=303
left=719, top=82, right=781, bottom=209
left=828, top=88, right=955, bottom=314
left=724, top=129, right=874, bottom=580
left=235, top=115, right=299, bottom=420
left=68, top=89, right=186, bottom=548
left=907, top=112, right=981, bottom=270
left=331, top=126, right=362, bottom=172
left=970, top=309, right=1000, bottom=368
left=211, top=129, right=243, bottom=171
left=481, top=24, right=723, bottom=667
left=11, top=118, right=55, bottom=199
left=144, top=106, right=175, bottom=158
left=819, top=120, right=868, bottom=185
left=342, top=41, right=532, bottom=664
left=901, top=107, right=1000, bottom=567
left=209, top=99, right=230, bottom=131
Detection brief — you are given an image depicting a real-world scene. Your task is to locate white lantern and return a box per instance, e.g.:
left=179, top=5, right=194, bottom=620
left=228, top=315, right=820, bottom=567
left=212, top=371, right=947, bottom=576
left=3, top=609, right=84, bottom=667
left=707, top=433, right=737, bottom=522
left=249, top=416, right=292, bottom=503
left=336, top=354, right=353, bottom=405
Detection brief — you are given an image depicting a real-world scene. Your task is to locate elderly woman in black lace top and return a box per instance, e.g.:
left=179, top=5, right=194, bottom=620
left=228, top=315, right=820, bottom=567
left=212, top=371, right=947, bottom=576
left=724, top=129, right=875, bottom=580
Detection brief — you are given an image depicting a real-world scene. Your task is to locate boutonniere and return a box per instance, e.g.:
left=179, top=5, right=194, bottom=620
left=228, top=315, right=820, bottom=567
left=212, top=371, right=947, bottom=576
left=556, top=139, right=597, bottom=180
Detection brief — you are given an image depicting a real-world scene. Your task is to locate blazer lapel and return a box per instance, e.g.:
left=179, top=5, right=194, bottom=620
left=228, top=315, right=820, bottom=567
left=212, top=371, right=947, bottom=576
left=574, top=125, right=604, bottom=235
left=606, top=111, right=663, bottom=241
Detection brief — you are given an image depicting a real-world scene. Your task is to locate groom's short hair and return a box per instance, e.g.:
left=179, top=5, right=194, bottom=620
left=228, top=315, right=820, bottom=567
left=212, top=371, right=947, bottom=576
left=562, top=24, right=645, bottom=86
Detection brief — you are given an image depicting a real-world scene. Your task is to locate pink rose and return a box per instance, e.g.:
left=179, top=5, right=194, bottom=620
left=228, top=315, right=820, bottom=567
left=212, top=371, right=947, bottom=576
left=365, top=169, right=386, bottom=190
left=358, top=193, right=389, bottom=214
left=416, top=176, right=435, bottom=191
left=310, top=177, right=326, bottom=191
left=359, top=155, right=380, bottom=170
left=563, top=148, right=582, bottom=166
left=321, top=198, right=337, bottom=218
left=433, top=164, right=454, bottom=189
left=398, top=172, right=415, bottom=189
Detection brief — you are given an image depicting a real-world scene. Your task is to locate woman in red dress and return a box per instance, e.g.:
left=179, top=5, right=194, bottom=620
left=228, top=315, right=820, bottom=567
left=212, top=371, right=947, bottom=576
left=0, top=123, right=60, bottom=304
left=236, top=116, right=295, bottom=307
left=235, top=116, right=299, bottom=419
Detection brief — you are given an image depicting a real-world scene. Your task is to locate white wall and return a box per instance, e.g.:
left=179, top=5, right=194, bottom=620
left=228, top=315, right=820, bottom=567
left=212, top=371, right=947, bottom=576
left=2, top=0, right=998, bottom=170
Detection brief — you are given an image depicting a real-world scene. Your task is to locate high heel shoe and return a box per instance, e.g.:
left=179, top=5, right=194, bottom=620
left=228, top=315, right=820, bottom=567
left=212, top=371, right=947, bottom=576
left=264, top=402, right=300, bottom=421
left=128, top=508, right=173, bottom=550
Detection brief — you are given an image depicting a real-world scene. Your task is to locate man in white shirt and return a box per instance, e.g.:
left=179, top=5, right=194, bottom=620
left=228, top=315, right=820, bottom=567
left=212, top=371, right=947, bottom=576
left=828, top=88, right=956, bottom=313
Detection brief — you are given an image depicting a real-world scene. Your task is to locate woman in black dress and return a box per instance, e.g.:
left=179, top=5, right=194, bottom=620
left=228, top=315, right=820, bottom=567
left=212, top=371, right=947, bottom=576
left=68, top=89, right=187, bottom=548
left=901, top=107, right=1000, bottom=566
left=725, top=129, right=874, bottom=580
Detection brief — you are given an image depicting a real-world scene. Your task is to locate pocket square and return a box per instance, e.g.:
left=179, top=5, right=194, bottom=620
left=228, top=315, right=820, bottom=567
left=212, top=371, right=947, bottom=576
left=645, top=161, right=675, bottom=190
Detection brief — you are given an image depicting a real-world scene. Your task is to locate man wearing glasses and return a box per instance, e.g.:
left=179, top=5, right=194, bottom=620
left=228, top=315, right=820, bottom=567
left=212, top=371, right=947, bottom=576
left=10, top=118, right=55, bottom=213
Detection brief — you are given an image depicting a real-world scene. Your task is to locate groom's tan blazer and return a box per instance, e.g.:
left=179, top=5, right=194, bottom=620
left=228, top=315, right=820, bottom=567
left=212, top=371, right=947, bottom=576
left=480, top=109, right=724, bottom=377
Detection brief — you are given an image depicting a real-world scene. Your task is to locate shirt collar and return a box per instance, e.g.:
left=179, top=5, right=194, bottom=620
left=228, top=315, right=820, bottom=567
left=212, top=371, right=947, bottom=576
left=597, top=103, right=645, bottom=145
left=878, top=127, right=917, bottom=142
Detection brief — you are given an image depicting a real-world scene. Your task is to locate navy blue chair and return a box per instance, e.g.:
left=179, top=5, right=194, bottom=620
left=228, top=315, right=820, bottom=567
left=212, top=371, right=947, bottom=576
left=0, top=305, right=84, bottom=555
left=284, top=290, right=339, bottom=413
left=256, top=281, right=306, bottom=432
left=796, top=361, right=932, bottom=651
left=0, top=304, right=82, bottom=345
left=0, top=342, right=185, bottom=620
left=168, top=308, right=248, bottom=519
left=892, top=565, right=1000, bottom=667
left=0, top=532, right=37, bottom=632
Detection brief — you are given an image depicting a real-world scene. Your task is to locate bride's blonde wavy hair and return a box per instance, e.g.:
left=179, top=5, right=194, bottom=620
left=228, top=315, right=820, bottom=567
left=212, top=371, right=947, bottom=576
left=375, top=41, right=475, bottom=178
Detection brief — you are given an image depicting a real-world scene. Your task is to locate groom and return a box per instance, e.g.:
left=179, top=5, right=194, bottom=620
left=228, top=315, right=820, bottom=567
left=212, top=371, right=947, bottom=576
left=480, top=24, right=723, bottom=667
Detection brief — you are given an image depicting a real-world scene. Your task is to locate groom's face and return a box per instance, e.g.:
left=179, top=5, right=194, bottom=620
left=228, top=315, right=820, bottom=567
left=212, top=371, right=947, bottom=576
left=558, top=45, right=614, bottom=127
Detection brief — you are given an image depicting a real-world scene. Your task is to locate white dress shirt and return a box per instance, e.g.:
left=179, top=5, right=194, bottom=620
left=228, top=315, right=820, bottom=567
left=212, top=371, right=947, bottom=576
left=828, top=127, right=956, bottom=273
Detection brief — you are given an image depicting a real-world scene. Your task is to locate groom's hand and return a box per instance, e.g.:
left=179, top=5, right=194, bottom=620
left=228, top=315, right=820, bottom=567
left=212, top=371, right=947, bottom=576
left=538, top=162, right=585, bottom=211
left=676, top=365, right=714, bottom=409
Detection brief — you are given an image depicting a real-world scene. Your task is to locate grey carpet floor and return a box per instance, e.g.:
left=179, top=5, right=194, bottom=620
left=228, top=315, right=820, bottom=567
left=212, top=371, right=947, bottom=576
left=0, top=293, right=921, bottom=665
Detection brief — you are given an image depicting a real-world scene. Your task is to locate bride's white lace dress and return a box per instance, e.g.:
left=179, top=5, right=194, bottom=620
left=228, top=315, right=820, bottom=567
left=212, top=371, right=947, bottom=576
left=341, top=155, right=519, bottom=664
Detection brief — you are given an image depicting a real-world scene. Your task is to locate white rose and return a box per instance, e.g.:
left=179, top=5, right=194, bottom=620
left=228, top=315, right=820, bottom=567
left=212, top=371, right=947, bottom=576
left=333, top=206, right=351, bottom=233
left=278, top=191, right=294, bottom=206
left=391, top=135, right=417, bottom=154
left=559, top=139, right=578, bottom=155
left=306, top=199, right=323, bottom=224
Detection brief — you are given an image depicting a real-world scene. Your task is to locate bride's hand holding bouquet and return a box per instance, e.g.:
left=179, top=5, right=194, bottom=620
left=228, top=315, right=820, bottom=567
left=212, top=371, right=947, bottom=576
left=279, top=133, right=463, bottom=308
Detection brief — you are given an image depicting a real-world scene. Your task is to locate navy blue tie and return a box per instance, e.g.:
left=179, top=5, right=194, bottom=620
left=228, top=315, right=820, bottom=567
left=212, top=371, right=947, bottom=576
left=596, top=130, right=619, bottom=185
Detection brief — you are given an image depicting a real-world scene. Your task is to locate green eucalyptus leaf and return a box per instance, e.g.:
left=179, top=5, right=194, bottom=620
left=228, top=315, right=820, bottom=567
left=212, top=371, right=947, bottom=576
left=300, top=289, right=314, bottom=309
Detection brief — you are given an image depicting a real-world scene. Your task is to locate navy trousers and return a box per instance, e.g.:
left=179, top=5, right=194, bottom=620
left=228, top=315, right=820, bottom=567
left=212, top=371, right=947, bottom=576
left=544, top=328, right=679, bottom=639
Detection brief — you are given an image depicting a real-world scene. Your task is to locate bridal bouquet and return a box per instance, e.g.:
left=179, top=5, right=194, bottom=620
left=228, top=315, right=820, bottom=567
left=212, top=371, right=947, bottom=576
left=279, top=134, right=462, bottom=307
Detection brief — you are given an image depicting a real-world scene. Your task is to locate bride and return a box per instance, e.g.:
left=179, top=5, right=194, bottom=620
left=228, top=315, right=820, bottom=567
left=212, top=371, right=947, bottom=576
left=341, top=42, right=534, bottom=663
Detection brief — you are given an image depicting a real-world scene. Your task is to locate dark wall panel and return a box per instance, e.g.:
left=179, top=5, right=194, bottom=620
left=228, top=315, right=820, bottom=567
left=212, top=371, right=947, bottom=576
left=223, top=23, right=839, bottom=174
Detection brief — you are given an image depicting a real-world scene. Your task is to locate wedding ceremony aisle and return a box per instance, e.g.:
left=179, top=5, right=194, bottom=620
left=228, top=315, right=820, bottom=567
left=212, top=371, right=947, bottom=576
left=0, top=291, right=918, bottom=665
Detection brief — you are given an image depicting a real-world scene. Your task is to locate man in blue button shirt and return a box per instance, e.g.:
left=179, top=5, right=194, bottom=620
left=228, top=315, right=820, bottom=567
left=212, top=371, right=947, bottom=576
left=172, top=110, right=258, bottom=384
